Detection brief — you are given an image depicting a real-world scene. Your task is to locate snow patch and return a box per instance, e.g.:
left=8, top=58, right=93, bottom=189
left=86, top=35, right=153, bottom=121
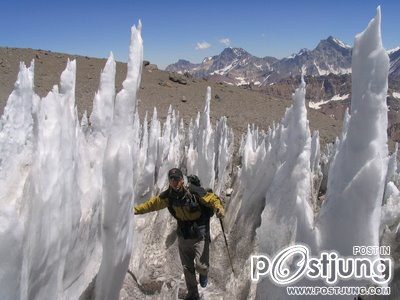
left=285, top=53, right=297, bottom=59
left=387, top=46, right=400, bottom=55
left=211, top=60, right=237, bottom=75
left=309, top=94, right=349, bottom=110
left=332, top=37, right=351, bottom=49
left=253, top=63, right=263, bottom=70
left=314, top=60, right=351, bottom=76
left=235, top=76, right=250, bottom=85
left=261, top=74, right=271, bottom=85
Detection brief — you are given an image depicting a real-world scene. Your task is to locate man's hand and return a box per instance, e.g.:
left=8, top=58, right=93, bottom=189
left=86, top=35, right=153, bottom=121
left=216, top=207, right=225, bottom=219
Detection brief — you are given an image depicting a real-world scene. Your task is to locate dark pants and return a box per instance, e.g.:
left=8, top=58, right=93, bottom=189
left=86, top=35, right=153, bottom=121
left=178, top=235, right=210, bottom=297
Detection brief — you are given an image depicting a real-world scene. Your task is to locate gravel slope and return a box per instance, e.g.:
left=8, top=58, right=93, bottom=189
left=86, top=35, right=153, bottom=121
left=0, top=47, right=342, bottom=147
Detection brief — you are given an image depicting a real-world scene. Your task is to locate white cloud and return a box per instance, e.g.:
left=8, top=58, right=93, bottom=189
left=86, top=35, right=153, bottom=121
left=219, top=38, right=231, bottom=46
left=196, top=41, right=211, bottom=50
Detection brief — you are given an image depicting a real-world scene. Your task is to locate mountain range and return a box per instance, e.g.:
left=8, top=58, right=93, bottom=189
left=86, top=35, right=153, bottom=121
left=166, top=36, right=400, bottom=87
left=166, top=37, right=400, bottom=143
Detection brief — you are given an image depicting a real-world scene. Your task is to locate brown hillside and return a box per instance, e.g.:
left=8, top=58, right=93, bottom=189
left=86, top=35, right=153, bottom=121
left=0, top=47, right=342, bottom=146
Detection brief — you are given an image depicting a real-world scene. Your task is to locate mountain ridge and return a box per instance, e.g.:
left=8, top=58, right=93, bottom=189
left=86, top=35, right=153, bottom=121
left=166, top=36, right=400, bottom=86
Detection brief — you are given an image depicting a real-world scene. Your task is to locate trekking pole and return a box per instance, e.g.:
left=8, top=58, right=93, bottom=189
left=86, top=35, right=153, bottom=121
left=219, top=218, right=235, bottom=275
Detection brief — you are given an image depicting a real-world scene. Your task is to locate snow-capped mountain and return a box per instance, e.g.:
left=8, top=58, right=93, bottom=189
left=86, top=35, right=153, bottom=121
left=267, top=36, right=352, bottom=83
left=166, top=36, right=400, bottom=86
left=166, top=47, right=277, bottom=86
left=389, top=46, right=400, bottom=79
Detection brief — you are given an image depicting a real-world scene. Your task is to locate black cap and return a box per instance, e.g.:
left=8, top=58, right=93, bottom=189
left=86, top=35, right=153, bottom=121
left=168, top=168, right=183, bottom=179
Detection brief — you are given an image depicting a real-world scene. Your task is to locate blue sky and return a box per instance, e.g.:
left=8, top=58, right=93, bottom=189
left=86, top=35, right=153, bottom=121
left=1, top=0, right=399, bottom=69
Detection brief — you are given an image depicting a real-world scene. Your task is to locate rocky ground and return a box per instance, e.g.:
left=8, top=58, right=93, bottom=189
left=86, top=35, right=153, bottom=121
left=258, top=73, right=400, bottom=144
left=0, top=47, right=342, bottom=148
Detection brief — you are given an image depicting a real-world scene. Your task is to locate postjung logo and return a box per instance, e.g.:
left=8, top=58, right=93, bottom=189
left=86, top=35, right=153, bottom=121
left=251, top=245, right=392, bottom=286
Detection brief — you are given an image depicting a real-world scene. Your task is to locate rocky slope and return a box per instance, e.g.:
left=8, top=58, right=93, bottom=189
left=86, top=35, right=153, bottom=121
left=268, top=37, right=351, bottom=82
left=0, top=47, right=342, bottom=146
left=260, top=73, right=400, bottom=142
left=389, top=47, right=400, bottom=79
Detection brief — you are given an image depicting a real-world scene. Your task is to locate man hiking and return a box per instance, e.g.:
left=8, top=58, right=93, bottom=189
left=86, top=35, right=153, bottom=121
left=134, top=168, right=225, bottom=300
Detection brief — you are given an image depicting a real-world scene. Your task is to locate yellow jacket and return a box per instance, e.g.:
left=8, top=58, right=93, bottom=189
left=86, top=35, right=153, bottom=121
left=134, top=188, right=223, bottom=221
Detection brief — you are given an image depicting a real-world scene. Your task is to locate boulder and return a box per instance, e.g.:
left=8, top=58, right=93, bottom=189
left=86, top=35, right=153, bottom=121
left=169, top=72, right=187, bottom=85
left=183, top=72, right=193, bottom=78
left=146, top=64, right=158, bottom=71
left=159, top=80, right=173, bottom=88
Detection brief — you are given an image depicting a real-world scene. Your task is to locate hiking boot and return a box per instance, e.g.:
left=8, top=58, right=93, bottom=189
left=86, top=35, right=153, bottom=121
left=199, top=274, right=208, bottom=287
left=184, top=292, right=200, bottom=300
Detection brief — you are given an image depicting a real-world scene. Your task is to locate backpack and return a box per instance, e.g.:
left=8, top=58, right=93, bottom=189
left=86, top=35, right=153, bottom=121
left=187, top=175, right=214, bottom=219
